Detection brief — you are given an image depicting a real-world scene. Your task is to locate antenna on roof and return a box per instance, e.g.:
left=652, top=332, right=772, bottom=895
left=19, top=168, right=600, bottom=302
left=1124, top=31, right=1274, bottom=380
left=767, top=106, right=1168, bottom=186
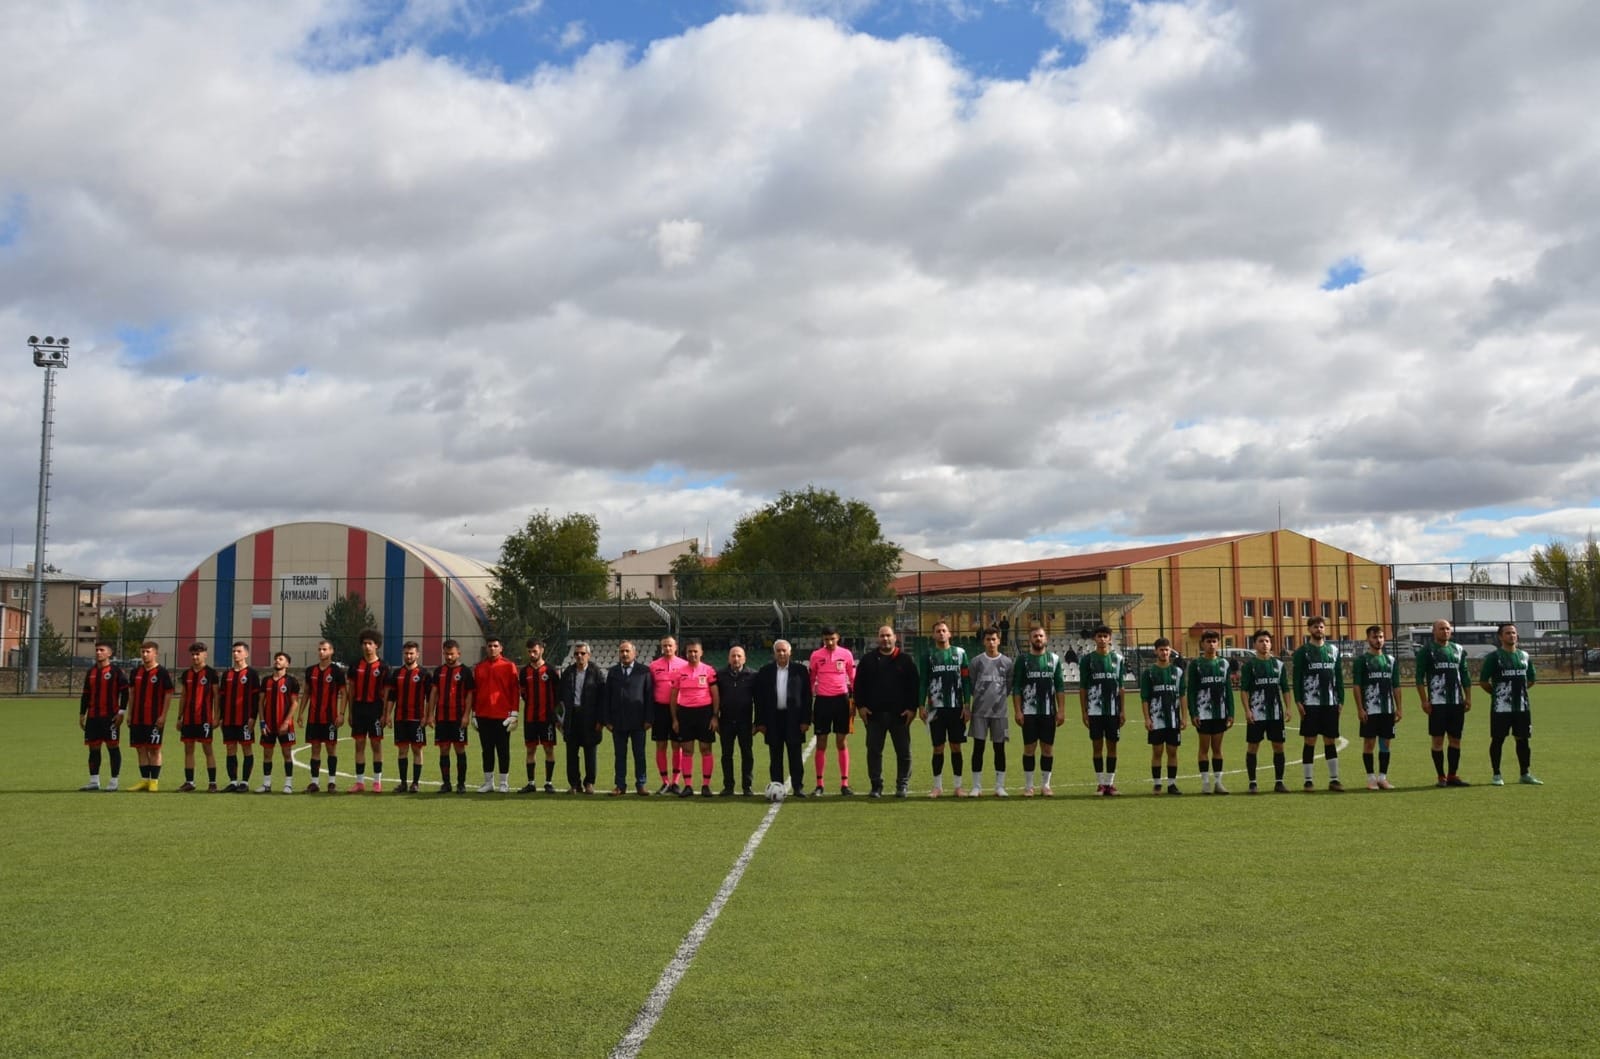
left=1277, top=501, right=1282, bottom=531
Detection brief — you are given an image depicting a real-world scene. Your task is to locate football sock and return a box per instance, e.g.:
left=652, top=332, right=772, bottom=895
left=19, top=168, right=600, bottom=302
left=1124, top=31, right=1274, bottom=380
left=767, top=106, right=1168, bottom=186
left=226, top=755, right=238, bottom=781
left=1515, top=737, right=1531, bottom=773
left=1199, top=760, right=1210, bottom=790
left=1302, top=745, right=1314, bottom=782
left=1447, top=746, right=1461, bottom=775
left=839, top=747, right=850, bottom=784
left=545, top=760, right=555, bottom=783
left=656, top=746, right=669, bottom=782
left=1166, top=764, right=1177, bottom=782
left=1431, top=748, right=1446, bottom=777
left=993, top=743, right=1006, bottom=771
left=951, top=750, right=963, bottom=779
left=107, top=748, right=122, bottom=776
left=1326, top=755, right=1340, bottom=781
left=527, top=762, right=536, bottom=782
left=1211, top=756, right=1222, bottom=778
left=994, top=769, right=1006, bottom=789
left=1023, top=754, right=1036, bottom=784
left=701, top=752, right=714, bottom=784
left=373, top=759, right=383, bottom=780
left=1040, top=755, right=1052, bottom=784
left=1093, top=754, right=1104, bottom=783
left=242, top=755, right=254, bottom=781
left=1363, top=752, right=1375, bottom=776
left=153, top=764, right=161, bottom=779
left=1378, top=748, right=1390, bottom=775
left=355, top=762, right=366, bottom=778
left=1273, top=751, right=1285, bottom=781
left=1246, top=752, right=1258, bottom=782
left=138, top=764, right=149, bottom=780
left=816, top=751, right=825, bottom=784
left=207, top=765, right=217, bottom=783
left=972, top=739, right=987, bottom=775
left=932, top=751, right=945, bottom=778
left=410, top=760, right=420, bottom=784
left=88, top=749, right=101, bottom=776
left=327, top=755, right=338, bottom=780
left=456, top=755, right=467, bottom=785
left=310, top=759, right=321, bottom=779
left=1151, top=765, right=1161, bottom=782
left=263, top=761, right=273, bottom=778
left=185, top=767, right=195, bottom=783
left=439, top=756, right=450, bottom=784
left=1105, top=754, right=1115, bottom=781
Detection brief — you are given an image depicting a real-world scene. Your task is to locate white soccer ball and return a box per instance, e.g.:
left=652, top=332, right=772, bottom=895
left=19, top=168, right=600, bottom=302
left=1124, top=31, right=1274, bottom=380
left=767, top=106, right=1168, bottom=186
left=765, top=781, right=788, bottom=803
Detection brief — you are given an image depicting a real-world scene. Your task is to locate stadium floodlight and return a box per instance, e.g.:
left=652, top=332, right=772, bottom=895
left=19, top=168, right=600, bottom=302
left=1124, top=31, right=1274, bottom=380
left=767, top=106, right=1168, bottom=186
left=25, top=334, right=70, bottom=693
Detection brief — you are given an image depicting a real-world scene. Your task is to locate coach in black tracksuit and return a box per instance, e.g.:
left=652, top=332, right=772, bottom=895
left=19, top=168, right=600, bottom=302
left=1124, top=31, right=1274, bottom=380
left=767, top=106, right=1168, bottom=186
left=717, top=648, right=759, bottom=796
left=604, top=642, right=654, bottom=795
left=855, top=625, right=922, bottom=798
left=558, top=647, right=606, bottom=793
left=754, top=641, right=812, bottom=795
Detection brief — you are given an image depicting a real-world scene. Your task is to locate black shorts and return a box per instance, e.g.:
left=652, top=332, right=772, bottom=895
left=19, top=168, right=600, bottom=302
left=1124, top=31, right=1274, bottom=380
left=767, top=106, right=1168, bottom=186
left=523, top=720, right=557, bottom=746
left=180, top=722, right=213, bottom=743
left=1245, top=719, right=1286, bottom=746
left=1021, top=714, right=1058, bottom=746
left=221, top=724, right=254, bottom=745
left=83, top=717, right=119, bottom=746
left=258, top=726, right=296, bottom=747
left=1299, top=707, right=1340, bottom=740
left=1195, top=718, right=1230, bottom=736
left=434, top=721, right=468, bottom=746
left=813, top=695, right=853, bottom=736
left=651, top=704, right=675, bottom=740
left=1427, top=703, right=1465, bottom=739
left=1359, top=714, right=1397, bottom=740
left=928, top=710, right=967, bottom=745
left=129, top=724, right=164, bottom=748
left=674, top=708, right=715, bottom=745
left=304, top=722, right=339, bottom=745
left=1086, top=715, right=1121, bottom=743
left=392, top=720, right=426, bottom=747
left=1147, top=726, right=1181, bottom=747
left=350, top=702, right=384, bottom=740
left=1489, top=712, right=1532, bottom=740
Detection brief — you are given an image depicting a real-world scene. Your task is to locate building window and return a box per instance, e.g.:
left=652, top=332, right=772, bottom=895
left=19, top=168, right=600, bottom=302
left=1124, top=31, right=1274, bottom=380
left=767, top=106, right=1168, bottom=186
left=1322, top=602, right=1333, bottom=619
left=1300, top=600, right=1313, bottom=618
left=1262, top=599, right=1274, bottom=618
left=1285, top=635, right=1295, bottom=649
left=1242, top=599, right=1255, bottom=618
left=1338, top=601, right=1349, bottom=618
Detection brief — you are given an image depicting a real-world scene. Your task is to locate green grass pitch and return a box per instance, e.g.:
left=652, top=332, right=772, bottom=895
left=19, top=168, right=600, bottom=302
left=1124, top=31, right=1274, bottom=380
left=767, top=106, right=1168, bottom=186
left=2, top=687, right=1596, bottom=1057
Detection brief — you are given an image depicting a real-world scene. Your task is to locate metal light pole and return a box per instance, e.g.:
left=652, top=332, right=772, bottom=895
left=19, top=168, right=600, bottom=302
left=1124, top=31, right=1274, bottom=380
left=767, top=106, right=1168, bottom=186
left=1360, top=584, right=1379, bottom=634
left=26, top=335, right=69, bottom=693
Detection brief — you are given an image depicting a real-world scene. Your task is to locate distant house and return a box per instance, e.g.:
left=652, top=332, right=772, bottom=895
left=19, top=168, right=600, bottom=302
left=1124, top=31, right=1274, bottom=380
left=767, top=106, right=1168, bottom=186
left=0, top=565, right=105, bottom=663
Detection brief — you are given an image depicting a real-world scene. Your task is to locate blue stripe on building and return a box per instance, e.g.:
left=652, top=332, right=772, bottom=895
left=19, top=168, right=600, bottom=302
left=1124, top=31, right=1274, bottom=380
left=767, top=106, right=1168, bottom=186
left=214, top=544, right=236, bottom=654
left=384, top=541, right=406, bottom=664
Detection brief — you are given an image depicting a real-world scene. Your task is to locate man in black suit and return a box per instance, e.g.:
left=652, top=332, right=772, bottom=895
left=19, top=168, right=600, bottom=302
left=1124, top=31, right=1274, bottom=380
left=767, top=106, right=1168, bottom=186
left=558, top=642, right=606, bottom=793
left=717, top=645, right=759, bottom=796
left=856, top=625, right=922, bottom=798
left=604, top=640, right=654, bottom=796
left=754, top=639, right=812, bottom=796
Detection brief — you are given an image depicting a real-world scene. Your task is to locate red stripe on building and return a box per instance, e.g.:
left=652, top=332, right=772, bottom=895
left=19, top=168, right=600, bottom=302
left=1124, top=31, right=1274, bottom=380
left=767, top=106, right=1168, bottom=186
left=177, top=572, right=199, bottom=649
left=251, top=528, right=275, bottom=661
left=347, top=527, right=367, bottom=603
left=422, top=570, right=444, bottom=666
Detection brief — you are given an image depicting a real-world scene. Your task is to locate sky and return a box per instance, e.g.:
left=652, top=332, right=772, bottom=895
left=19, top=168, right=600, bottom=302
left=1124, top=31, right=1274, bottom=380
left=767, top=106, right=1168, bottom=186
left=1, top=0, right=1597, bottom=584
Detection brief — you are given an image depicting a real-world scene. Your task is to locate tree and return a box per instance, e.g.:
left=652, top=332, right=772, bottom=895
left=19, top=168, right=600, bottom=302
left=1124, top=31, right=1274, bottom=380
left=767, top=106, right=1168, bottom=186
left=486, top=510, right=610, bottom=651
left=691, top=486, right=901, bottom=600
left=1464, top=563, right=1495, bottom=585
left=1522, top=533, right=1600, bottom=631
left=28, top=618, right=73, bottom=667
left=98, top=610, right=152, bottom=658
left=320, top=593, right=380, bottom=665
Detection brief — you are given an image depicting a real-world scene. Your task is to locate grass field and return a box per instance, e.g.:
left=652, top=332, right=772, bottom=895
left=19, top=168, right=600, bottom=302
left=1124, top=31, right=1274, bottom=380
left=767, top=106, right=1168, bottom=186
left=2, top=688, right=1597, bottom=1057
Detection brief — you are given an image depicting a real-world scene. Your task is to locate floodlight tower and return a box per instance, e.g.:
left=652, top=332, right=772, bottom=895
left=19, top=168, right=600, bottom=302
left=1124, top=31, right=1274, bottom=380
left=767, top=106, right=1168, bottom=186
left=25, top=335, right=69, bottom=693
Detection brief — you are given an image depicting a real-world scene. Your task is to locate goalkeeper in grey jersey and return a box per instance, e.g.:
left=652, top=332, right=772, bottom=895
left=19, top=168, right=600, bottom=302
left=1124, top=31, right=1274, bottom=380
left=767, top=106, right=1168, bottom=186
left=966, top=628, right=1014, bottom=796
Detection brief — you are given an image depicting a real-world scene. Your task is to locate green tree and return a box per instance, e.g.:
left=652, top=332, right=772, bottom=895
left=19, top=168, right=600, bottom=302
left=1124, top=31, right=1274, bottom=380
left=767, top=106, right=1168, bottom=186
left=98, top=610, right=153, bottom=657
left=320, top=593, right=380, bottom=665
left=29, top=618, right=73, bottom=667
left=1521, top=534, right=1600, bottom=630
left=486, top=510, right=610, bottom=651
left=696, top=486, right=901, bottom=600
left=1464, top=563, right=1496, bottom=585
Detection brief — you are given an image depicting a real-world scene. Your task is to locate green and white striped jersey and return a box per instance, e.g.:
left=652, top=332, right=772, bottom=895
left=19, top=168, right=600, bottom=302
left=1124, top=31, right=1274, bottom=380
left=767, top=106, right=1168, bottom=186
left=1415, top=641, right=1471, bottom=706
left=1012, top=650, right=1066, bottom=716
left=1185, top=656, right=1234, bottom=722
left=1352, top=651, right=1398, bottom=716
left=1480, top=648, right=1536, bottom=714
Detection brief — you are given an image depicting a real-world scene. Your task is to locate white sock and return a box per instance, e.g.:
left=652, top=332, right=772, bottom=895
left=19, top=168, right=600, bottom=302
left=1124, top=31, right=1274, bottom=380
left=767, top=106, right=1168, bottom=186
left=1303, top=762, right=1315, bottom=782
left=1201, top=772, right=1212, bottom=792
left=1107, top=772, right=1115, bottom=786
left=1378, top=772, right=1387, bottom=782
left=932, top=776, right=942, bottom=792
left=87, top=778, right=100, bottom=787
left=1043, top=771, right=1052, bottom=787
left=1328, top=758, right=1340, bottom=781
left=995, top=770, right=1006, bottom=789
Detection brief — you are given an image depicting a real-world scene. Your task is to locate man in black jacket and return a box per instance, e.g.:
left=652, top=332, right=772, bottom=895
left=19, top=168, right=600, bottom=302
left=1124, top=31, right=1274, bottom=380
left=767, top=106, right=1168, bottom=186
left=717, top=645, right=759, bottom=796
left=558, top=643, right=606, bottom=793
left=604, top=641, right=654, bottom=796
left=754, top=639, right=811, bottom=796
left=856, top=625, right=921, bottom=798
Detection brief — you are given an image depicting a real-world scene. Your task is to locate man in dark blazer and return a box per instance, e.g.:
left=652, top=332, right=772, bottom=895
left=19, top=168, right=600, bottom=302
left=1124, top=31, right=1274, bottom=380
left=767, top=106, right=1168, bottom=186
left=558, top=642, right=606, bottom=793
left=717, top=645, right=759, bottom=796
left=754, top=639, right=812, bottom=797
left=604, top=640, right=654, bottom=796
left=855, top=625, right=922, bottom=798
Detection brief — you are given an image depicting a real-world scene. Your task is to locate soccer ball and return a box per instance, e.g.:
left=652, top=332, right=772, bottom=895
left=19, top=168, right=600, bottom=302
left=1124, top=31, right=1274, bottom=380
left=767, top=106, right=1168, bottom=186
left=764, top=781, right=787, bottom=803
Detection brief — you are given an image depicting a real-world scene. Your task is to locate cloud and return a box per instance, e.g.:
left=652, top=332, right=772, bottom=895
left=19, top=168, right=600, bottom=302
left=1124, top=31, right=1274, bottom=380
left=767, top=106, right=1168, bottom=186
left=0, top=1, right=1595, bottom=582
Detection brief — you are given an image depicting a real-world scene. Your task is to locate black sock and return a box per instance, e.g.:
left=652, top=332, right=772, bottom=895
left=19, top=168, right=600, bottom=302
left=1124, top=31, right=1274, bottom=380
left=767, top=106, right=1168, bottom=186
left=1447, top=745, right=1461, bottom=775
left=356, top=762, right=365, bottom=778
left=185, top=767, right=195, bottom=783
left=1363, top=752, right=1375, bottom=774
left=1166, top=764, right=1177, bottom=780
left=457, top=754, right=468, bottom=786
left=373, top=757, right=383, bottom=777
left=527, top=762, right=536, bottom=783
left=1379, top=749, right=1390, bottom=774
left=972, top=739, right=986, bottom=773
left=1106, top=754, right=1116, bottom=776
left=1431, top=748, right=1446, bottom=777
left=932, top=751, right=944, bottom=778
left=263, top=761, right=273, bottom=779
left=311, top=759, right=321, bottom=779
left=951, top=750, right=963, bottom=778
left=1272, top=751, right=1285, bottom=780
left=1151, top=765, right=1161, bottom=782
left=1023, top=754, right=1035, bottom=776
left=1040, top=754, right=1052, bottom=776
left=1489, top=739, right=1503, bottom=773
left=440, top=756, right=450, bottom=784
left=1324, top=746, right=1338, bottom=761
left=242, top=755, right=254, bottom=781
left=328, top=755, right=338, bottom=780
left=1198, top=760, right=1210, bottom=777
left=207, top=766, right=217, bottom=783
left=994, top=743, right=1006, bottom=771
left=153, top=764, right=161, bottom=779
left=226, top=755, right=238, bottom=781
left=284, top=758, right=293, bottom=778
left=1211, top=756, right=1222, bottom=776
left=545, top=759, right=555, bottom=783
left=1246, top=752, right=1258, bottom=782
left=1302, top=745, right=1314, bottom=766
left=411, top=760, right=421, bottom=784
left=1516, top=737, right=1531, bottom=774
left=139, top=764, right=151, bottom=780
left=88, top=749, right=101, bottom=776
left=1093, top=753, right=1104, bottom=774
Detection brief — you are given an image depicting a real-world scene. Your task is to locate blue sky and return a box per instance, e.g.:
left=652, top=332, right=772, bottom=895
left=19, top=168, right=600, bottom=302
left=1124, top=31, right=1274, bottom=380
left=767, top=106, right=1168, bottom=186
left=342, top=0, right=1109, bottom=82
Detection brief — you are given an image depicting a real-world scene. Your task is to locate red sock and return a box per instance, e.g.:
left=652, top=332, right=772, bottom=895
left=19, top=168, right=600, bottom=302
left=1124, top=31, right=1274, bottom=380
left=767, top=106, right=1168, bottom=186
left=655, top=747, right=669, bottom=781
left=839, top=747, right=850, bottom=784
left=700, top=752, right=713, bottom=785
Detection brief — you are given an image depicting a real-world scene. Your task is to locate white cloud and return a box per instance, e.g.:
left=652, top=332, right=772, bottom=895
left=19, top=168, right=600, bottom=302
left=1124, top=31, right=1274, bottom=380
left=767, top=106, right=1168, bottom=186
left=652, top=218, right=705, bottom=268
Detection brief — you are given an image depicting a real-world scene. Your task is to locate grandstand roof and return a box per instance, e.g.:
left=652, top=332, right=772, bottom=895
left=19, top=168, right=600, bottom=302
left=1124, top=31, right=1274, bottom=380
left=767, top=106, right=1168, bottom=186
left=892, top=533, right=1255, bottom=596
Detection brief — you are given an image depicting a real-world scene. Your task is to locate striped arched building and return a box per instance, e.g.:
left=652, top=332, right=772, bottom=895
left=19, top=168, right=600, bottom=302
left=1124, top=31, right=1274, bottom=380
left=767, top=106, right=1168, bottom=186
left=146, top=522, right=495, bottom=667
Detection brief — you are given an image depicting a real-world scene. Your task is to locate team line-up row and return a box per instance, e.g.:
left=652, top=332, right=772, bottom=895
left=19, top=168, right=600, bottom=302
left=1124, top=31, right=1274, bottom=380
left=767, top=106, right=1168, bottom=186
left=75, top=618, right=1544, bottom=798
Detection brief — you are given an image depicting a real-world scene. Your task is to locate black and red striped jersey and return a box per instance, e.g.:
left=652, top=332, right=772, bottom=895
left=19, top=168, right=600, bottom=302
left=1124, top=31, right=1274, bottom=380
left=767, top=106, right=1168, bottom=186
left=260, top=673, right=299, bottom=730
left=217, top=666, right=261, bottom=727
left=348, top=658, right=389, bottom=704
left=80, top=663, right=128, bottom=719
left=521, top=662, right=559, bottom=723
left=302, top=663, right=346, bottom=725
left=126, top=665, right=175, bottom=726
left=387, top=664, right=432, bottom=722
left=431, top=663, right=474, bottom=723
left=180, top=666, right=218, bottom=727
